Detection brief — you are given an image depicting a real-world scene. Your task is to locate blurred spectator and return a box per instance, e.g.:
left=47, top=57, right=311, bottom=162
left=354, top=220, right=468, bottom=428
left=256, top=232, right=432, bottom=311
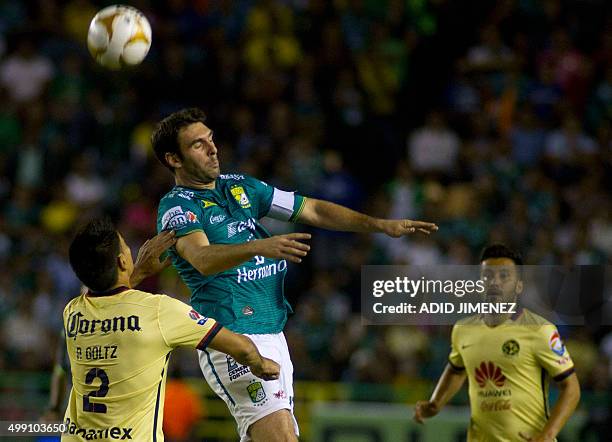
left=64, top=153, right=107, bottom=207
left=462, top=26, right=516, bottom=73
left=0, top=37, right=53, bottom=104
left=408, top=111, right=460, bottom=176
left=509, top=106, right=546, bottom=167
left=545, top=114, right=598, bottom=161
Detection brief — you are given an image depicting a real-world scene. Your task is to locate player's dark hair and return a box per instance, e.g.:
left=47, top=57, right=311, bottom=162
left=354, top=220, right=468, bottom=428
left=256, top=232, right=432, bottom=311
left=69, top=217, right=121, bottom=292
left=151, top=108, right=207, bottom=173
left=480, top=244, right=523, bottom=266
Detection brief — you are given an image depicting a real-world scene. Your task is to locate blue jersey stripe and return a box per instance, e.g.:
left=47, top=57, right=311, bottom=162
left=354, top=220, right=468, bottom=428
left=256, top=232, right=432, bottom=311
left=152, top=353, right=170, bottom=441
left=204, top=349, right=236, bottom=406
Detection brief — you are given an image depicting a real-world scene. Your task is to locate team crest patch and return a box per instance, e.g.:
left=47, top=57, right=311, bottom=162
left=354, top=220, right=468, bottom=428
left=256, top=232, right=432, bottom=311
left=549, top=331, right=565, bottom=356
left=247, top=381, right=266, bottom=403
left=231, top=186, right=251, bottom=208
left=502, top=339, right=520, bottom=356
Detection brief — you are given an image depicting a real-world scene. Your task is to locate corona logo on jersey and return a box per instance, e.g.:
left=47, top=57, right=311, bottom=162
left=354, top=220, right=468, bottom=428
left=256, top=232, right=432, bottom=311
left=66, top=311, right=141, bottom=340
left=475, top=361, right=506, bottom=388
left=549, top=331, right=566, bottom=356
left=475, top=361, right=512, bottom=412
left=230, top=186, right=251, bottom=208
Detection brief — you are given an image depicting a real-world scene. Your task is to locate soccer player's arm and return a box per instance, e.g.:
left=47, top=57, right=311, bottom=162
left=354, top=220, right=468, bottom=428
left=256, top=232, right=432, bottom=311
left=293, top=195, right=437, bottom=235
left=157, top=296, right=279, bottom=380
left=171, top=179, right=309, bottom=274
left=159, top=196, right=258, bottom=275
left=41, top=328, right=69, bottom=422
left=522, top=325, right=580, bottom=441
left=175, top=229, right=263, bottom=275
left=414, top=325, right=467, bottom=423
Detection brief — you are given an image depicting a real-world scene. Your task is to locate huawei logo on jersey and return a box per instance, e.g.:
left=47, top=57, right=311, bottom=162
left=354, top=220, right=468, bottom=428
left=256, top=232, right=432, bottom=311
left=475, top=361, right=506, bottom=388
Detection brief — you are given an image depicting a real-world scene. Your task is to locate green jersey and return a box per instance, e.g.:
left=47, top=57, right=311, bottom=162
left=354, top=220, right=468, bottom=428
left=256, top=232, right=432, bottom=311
left=156, top=174, right=306, bottom=334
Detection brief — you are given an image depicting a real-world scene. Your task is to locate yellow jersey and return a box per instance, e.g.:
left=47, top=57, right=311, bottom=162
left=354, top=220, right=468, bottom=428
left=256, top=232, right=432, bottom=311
left=61, top=287, right=221, bottom=442
left=449, top=309, right=575, bottom=442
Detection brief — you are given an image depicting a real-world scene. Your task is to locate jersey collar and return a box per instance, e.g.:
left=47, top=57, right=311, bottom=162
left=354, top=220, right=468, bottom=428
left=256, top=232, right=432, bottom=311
left=479, top=305, right=524, bottom=325
left=87, top=286, right=130, bottom=297
left=510, top=305, right=524, bottom=321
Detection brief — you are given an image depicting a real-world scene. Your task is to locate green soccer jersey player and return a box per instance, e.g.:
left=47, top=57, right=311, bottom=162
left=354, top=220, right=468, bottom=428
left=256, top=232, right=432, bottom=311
left=152, top=108, right=438, bottom=442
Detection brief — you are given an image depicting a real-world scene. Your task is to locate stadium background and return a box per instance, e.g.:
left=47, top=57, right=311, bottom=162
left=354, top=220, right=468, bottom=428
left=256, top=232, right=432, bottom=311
left=0, top=0, right=610, bottom=440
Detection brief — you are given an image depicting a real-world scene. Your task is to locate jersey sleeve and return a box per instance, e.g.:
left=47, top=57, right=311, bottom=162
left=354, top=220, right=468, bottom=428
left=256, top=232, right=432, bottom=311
left=448, top=324, right=465, bottom=371
left=243, top=175, right=306, bottom=221
left=533, top=324, right=575, bottom=381
left=157, top=295, right=222, bottom=350
left=157, top=193, right=203, bottom=238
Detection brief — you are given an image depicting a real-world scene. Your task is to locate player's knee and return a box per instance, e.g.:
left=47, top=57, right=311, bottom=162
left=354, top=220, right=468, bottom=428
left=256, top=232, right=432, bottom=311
left=251, top=431, right=297, bottom=442
left=248, top=410, right=297, bottom=442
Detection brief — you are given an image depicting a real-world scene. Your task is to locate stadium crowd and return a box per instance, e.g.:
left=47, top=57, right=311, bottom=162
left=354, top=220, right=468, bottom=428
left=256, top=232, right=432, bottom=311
left=0, top=0, right=610, bottom=435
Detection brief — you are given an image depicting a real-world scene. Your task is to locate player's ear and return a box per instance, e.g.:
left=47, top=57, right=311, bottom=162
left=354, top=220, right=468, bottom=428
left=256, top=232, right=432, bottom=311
left=117, top=253, right=129, bottom=272
left=165, top=152, right=182, bottom=169
left=515, top=279, right=523, bottom=295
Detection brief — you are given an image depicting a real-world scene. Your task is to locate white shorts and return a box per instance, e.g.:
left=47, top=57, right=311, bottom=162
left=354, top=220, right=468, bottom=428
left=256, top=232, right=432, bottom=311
left=197, top=332, right=299, bottom=441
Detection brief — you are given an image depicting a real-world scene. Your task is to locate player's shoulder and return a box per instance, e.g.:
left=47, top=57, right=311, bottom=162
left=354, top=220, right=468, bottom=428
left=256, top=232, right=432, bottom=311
left=451, top=315, right=482, bottom=341
left=155, top=293, right=196, bottom=315
left=159, top=187, right=198, bottom=204
left=122, top=288, right=164, bottom=306
left=514, top=308, right=553, bottom=328
left=158, top=188, right=203, bottom=230
left=218, top=173, right=268, bottom=189
left=454, top=314, right=483, bottom=326
left=63, top=294, right=84, bottom=317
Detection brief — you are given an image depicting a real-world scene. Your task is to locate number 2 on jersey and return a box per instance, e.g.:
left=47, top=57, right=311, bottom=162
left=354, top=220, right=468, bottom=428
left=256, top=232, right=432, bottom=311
left=83, top=368, right=109, bottom=413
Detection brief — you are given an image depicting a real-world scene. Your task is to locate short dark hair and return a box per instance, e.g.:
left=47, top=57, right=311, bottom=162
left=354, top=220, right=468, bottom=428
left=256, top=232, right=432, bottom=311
left=480, top=244, right=523, bottom=266
left=151, top=108, right=207, bottom=172
left=69, top=217, right=120, bottom=292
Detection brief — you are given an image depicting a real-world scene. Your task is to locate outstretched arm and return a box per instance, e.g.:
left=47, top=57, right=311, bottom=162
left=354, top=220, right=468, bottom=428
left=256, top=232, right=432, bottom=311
left=414, top=364, right=467, bottom=423
left=296, top=198, right=437, bottom=236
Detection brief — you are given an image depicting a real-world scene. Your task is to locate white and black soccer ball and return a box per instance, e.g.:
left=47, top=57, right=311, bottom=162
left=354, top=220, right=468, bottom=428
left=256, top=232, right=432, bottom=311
left=87, top=5, right=152, bottom=70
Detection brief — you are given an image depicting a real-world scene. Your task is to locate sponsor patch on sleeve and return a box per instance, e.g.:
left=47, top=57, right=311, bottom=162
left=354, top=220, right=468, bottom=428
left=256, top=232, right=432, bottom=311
left=161, top=206, right=198, bottom=229
left=189, top=309, right=209, bottom=325
left=549, top=331, right=566, bottom=356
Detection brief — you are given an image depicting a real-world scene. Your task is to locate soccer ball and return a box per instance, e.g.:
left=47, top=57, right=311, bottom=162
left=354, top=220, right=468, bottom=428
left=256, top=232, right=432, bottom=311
left=87, top=5, right=152, bottom=70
